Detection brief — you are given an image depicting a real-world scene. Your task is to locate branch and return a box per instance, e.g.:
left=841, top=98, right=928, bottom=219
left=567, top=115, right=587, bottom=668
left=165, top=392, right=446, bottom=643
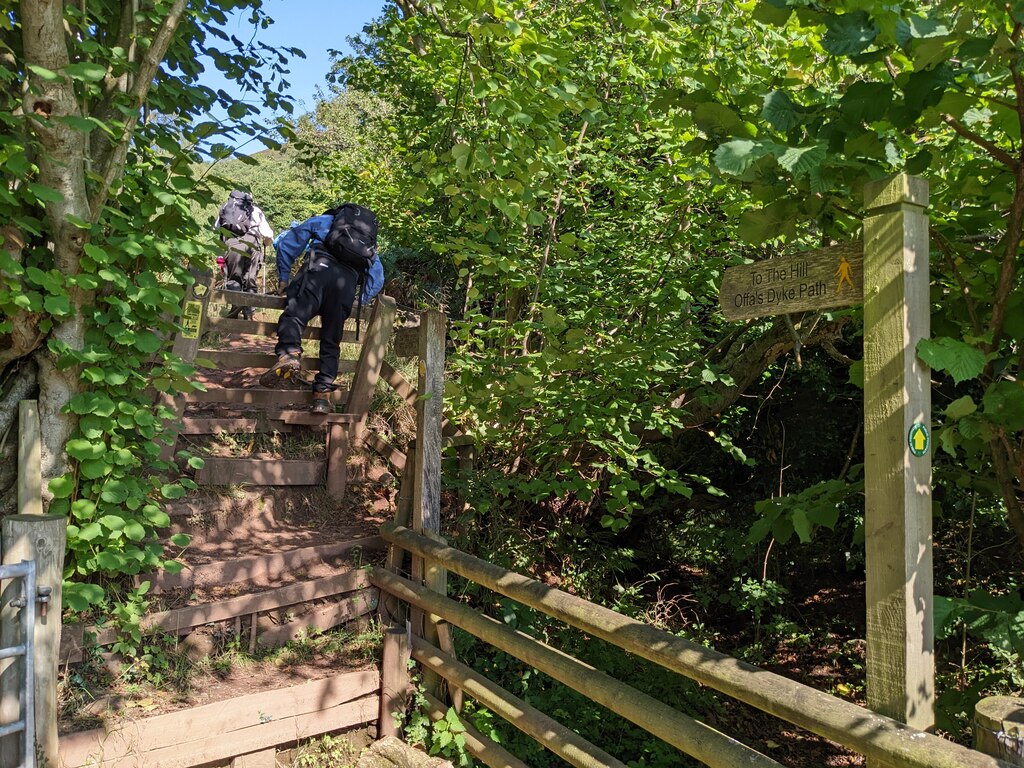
left=89, top=0, right=188, bottom=219
left=942, top=115, right=1018, bottom=169
left=931, top=229, right=982, bottom=335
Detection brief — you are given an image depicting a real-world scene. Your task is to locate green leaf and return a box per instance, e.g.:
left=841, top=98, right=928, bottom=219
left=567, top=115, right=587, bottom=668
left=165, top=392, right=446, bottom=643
left=26, top=183, right=65, bottom=203
left=66, top=438, right=105, bottom=461
left=822, top=11, right=878, bottom=56
left=762, top=91, right=801, bottom=132
left=694, top=102, right=755, bottom=138
left=161, top=483, right=185, bottom=500
left=715, top=139, right=771, bottom=176
left=49, top=475, right=76, bottom=499
left=776, top=144, right=826, bottom=176
left=916, top=337, right=986, bottom=384
left=27, top=64, right=62, bottom=82
left=169, top=533, right=191, bottom=547
left=983, top=381, right=1024, bottom=431
left=64, top=62, right=107, bottom=82
left=64, top=582, right=105, bottom=611
left=945, top=396, right=977, bottom=420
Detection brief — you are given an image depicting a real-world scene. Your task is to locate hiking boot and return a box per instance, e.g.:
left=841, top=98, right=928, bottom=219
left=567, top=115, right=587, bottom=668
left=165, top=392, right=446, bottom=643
left=226, top=305, right=243, bottom=319
left=242, top=307, right=254, bottom=321
left=259, top=352, right=301, bottom=388
left=311, top=392, right=332, bottom=415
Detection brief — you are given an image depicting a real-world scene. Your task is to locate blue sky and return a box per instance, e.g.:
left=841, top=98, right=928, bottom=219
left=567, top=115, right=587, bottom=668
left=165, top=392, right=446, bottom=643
left=202, top=0, right=388, bottom=125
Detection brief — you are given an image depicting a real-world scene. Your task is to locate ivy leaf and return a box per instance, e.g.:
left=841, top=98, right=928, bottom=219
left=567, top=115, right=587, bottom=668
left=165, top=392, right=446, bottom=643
left=917, top=337, right=986, bottom=384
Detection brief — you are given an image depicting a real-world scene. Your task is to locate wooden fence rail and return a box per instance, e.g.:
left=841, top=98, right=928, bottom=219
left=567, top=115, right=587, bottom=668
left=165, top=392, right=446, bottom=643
left=376, top=523, right=1016, bottom=768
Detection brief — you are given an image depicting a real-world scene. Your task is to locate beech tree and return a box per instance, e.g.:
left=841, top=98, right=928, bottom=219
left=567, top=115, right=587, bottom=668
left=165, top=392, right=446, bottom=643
left=0, top=0, right=294, bottom=608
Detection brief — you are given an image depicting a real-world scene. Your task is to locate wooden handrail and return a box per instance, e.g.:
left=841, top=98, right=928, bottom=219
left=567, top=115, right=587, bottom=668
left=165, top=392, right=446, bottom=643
left=378, top=523, right=1016, bottom=768
left=370, top=567, right=783, bottom=768
left=410, top=634, right=629, bottom=768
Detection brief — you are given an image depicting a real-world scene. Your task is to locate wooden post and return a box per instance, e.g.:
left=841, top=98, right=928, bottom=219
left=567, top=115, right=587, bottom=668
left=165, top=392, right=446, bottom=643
left=325, top=422, right=350, bottom=500
left=975, top=696, right=1024, bottom=766
left=862, top=174, right=933, bottom=731
left=1, top=515, right=66, bottom=768
left=159, top=269, right=214, bottom=462
left=17, top=400, right=42, bottom=516
left=347, top=295, right=398, bottom=437
left=411, top=311, right=446, bottom=698
left=379, top=625, right=411, bottom=740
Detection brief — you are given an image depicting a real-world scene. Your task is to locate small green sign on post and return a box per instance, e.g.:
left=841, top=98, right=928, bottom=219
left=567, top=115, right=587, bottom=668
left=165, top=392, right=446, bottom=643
left=908, top=423, right=930, bottom=457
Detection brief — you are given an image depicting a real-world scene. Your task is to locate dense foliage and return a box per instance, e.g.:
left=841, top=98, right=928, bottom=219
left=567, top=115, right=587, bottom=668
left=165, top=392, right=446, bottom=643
left=4, top=0, right=1024, bottom=761
left=0, top=0, right=294, bottom=609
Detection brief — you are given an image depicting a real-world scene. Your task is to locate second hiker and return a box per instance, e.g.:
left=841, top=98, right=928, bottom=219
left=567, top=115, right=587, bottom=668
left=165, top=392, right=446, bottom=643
left=215, top=189, right=274, bottom=320
left=260, top=203, right=385, bottom=414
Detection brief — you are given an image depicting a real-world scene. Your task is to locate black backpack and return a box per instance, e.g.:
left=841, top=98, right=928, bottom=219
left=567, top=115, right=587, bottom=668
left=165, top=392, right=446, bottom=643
left=218, top=190, right=255, bottom=237
left=322, top=203, right=377, bottom=271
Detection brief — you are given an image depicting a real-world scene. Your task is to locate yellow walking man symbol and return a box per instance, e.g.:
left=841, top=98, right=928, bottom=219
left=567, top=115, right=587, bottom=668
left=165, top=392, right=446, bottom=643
left=835, top=255, right=854, bottom=293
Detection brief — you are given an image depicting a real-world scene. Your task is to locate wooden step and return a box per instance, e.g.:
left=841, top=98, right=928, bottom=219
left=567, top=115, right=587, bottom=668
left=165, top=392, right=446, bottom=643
left=59, top=670, right=379, bottom=768
left=186, top=387, right=346, bottom=406
left=61, top=569, right=372, bottom=663
left=143, top=536, right=386, bottom=592
left=195, top=457, right=325, bottom=486
left=204, top=316, right=364, bottom=344
left=210, top=289, right=286, bottom=310
left=196, top=349, right=358, bottom=373
left=180, top=411, right=357, bottom=434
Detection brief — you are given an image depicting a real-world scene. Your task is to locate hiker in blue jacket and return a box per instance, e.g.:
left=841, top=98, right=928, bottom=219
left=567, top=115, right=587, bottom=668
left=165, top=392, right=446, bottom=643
left=260, top=206, right=385, bottom=414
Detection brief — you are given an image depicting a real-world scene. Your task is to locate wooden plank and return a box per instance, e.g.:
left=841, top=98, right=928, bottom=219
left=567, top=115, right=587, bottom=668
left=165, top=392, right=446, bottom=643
left=279, top=412, right=358, bottom=425
left=862, top=174, right=934, bottom=732
left=143, top=536, right=385, bottom=593
left=392, top=326, right=419, bottom=358
left=2, top=515, right=66, bottom=767
left=205, top=316, right=364, bottom=345
left=61, top=571, right=371, bottom=662
left=58, top=671, right=379, bottom=768
left=974, top=696, right=1024, bottom=766
left=231, top=748, right=276, bottom=768
left=365, top=432, right=407, bottom=472
left=17, top=400, right=42, bottom=516
left=326, top=421, right=351, bottom=500
left=195, top=349, right=357, bottom=372
left=257, top=589, right=379, bottom=648
left=195, top=458, right=325, bottom=486
left=719, top=241, right=863, bottom=321
left=379, top=360, right=416, bottom=404
left=379, top=626, right=411, bottom=740
left=347, top=296, right=398, bottom=428
left=210, top=290, right=285, bottom=310
left=179, top=417, right=258, bottom=435
left=186, top=388, right=346, bottom=406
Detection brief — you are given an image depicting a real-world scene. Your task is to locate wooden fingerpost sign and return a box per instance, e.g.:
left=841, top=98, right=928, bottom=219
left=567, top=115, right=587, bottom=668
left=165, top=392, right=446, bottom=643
left=862, top=175, right=933, bottom=735
left=719, top=174, right=934, bottom=739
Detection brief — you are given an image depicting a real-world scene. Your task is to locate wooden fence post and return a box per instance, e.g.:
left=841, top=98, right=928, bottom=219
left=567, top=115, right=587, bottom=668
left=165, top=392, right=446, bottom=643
left=347, top=295, right=398, bottom=438
left=17, top=400, right=42, bottom=516
left=379, top=625, right=411, bottom=740
left=1, top=515, right=66, bottom=768
left=976, top=696, right=1024, bottom=766
left=862, top=174, right=933, bottom=732
left=411, top=310, right=446, bottom=697
left=159, top=269, right=214, bottom=462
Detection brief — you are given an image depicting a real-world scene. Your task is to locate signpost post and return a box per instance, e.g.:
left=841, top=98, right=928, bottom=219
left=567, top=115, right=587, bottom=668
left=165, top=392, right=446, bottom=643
left=719, top=174, right=933, bottom=740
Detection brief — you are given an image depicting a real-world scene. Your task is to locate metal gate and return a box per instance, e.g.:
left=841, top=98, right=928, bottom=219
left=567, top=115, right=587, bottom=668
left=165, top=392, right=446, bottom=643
left=0, top=559, right=37, bottom=768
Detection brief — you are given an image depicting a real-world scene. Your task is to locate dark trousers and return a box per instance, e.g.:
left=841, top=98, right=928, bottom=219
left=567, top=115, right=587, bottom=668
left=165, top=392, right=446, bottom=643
left=276, top=252, right=357, bottom=392
left=224, top=246, right=262, bottom=293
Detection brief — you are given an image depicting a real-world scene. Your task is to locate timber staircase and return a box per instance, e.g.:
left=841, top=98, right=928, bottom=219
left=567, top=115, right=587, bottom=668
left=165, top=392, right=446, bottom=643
left=164, top=279, right=402, bottom=499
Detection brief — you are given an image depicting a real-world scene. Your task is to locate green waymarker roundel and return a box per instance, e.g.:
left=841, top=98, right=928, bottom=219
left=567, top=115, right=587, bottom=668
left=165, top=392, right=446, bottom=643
left=908, top=423, right=930, bottom=457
